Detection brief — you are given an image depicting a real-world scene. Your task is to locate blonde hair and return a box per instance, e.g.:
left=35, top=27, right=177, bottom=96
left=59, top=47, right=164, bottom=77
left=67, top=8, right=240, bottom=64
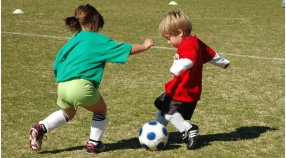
left=159, top=10, right=192, bottom=37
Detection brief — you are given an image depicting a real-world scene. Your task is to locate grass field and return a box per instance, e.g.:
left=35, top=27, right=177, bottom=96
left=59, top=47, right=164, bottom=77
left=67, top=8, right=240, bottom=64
left=1, top=0, right=285, bottom=157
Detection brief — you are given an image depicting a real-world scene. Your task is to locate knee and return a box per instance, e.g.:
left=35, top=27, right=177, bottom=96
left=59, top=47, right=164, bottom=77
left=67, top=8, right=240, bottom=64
left=61, top=109, right=76, bottom=121
left=66, top=113, right=76, bottom=120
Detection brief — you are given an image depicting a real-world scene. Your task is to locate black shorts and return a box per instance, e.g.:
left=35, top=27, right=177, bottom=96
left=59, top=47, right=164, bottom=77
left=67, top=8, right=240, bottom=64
left=154, top=92, right=197, bottom=120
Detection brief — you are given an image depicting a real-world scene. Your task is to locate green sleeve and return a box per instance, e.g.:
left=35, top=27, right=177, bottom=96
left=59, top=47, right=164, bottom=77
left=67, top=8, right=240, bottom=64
left=105, top=40, right=132, bottom=64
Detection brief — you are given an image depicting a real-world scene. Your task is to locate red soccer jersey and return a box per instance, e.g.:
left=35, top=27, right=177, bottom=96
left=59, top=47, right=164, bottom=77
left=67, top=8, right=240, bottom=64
left=165, top=35, right=216, bottom=102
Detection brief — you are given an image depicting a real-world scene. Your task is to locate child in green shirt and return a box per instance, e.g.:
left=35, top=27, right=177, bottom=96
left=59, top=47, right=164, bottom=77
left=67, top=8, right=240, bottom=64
left=29, top=4, right=154, bottom=154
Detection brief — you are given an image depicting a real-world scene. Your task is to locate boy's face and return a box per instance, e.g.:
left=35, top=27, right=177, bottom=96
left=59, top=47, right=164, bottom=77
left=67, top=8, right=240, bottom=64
left=165, top=34, right=183, bottom=48
left=164, top=29, right=184, bottom=48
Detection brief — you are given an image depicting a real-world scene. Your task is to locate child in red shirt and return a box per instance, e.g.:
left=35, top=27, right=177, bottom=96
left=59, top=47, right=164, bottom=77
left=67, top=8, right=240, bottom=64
left=155, top=10, right=230, bottom=149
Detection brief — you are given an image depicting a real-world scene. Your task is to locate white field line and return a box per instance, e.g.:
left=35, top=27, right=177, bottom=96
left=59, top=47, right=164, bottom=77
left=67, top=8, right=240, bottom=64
left=2, top=31, right=285, bottom=61
left=2, top=31, right=70, bottom=40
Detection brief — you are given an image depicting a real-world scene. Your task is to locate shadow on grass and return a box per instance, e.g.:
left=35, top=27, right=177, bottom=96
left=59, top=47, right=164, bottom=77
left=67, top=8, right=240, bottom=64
left=39, top=126, right=277, bottom=154
left=39, top=146, right=86, bottom=154
left=104, top=137, right=181, bottom=151
left=39, top=137, right=180, bottom=154
left=184, top=126, right=278, bottom=149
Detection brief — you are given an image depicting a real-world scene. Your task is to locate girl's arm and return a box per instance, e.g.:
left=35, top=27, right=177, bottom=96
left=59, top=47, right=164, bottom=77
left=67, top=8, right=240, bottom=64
left=130, top=39, right=154, bottom=55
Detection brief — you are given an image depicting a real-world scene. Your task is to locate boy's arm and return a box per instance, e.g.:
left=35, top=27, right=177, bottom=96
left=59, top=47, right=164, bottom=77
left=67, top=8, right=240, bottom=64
left=209, top=53, right=230, bottom=69
left=170, top=58, right=194, bottom=76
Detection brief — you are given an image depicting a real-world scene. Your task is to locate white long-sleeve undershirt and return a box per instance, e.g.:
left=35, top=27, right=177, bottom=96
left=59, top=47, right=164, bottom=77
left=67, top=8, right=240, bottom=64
left=169, top=53, right=230, bottom=76
left=209, top=53, right=230, bottom=68
left=170, top=58, right=194, bottom=76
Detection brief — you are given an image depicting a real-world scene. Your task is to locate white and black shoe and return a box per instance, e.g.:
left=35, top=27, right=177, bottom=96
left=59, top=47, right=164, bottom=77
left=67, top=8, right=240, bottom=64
left=182, top=124, right=199, bottom=149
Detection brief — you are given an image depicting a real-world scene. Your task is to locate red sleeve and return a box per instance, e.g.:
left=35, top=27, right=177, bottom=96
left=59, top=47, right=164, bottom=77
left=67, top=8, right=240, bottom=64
left=177, top=41, right=197, bottom=63
left=198, top=39, right=216, bottom=63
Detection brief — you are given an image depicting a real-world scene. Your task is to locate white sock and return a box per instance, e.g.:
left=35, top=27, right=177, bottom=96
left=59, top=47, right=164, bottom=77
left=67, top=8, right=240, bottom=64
left=89, top=114, right=108, bottom=145
left=39, top=110, right=68, bottom=133
left=155, top=110, right=169, bottom=126
left=165, top=111, right=192, bottom=133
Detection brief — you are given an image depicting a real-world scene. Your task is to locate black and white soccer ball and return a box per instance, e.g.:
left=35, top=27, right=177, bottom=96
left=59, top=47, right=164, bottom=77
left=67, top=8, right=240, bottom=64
left=138, top=121, right=169, bottom=150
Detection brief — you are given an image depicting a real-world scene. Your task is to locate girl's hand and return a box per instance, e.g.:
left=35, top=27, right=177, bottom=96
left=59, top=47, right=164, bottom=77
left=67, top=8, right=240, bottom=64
left=143, top=39, right=154, bottom=50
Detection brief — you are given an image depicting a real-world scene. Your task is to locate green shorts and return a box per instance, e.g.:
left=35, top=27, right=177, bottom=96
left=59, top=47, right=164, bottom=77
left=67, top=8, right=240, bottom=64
left=57, top=78, right=101, bottom=110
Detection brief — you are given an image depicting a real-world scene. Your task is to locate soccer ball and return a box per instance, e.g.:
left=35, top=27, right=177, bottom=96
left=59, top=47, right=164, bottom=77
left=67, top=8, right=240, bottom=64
left=138, top=121, right=169, bottom=150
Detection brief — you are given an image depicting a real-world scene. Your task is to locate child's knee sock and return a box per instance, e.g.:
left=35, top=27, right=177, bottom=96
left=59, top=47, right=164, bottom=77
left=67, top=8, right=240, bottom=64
left=89, top=114, right=108, bottom=145
left=165, top=111, right=192, bottom=133
left=155, top=110, right=169, bottom=126
left=39, top=110, right=69, bottom=133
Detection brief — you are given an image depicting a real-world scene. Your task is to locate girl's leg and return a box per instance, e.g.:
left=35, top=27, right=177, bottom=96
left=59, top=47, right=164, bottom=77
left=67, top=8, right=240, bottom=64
left=83, top=95, right=108, bottom=154
left=83, top=95, right=107, bottom=117
left=29, top=108, right=72, bottom=152
left=40, top=108, right=72, bottom=133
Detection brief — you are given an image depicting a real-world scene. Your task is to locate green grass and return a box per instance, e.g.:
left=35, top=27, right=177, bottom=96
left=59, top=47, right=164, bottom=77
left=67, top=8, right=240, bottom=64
left=2, top=0, right=284, bottom=157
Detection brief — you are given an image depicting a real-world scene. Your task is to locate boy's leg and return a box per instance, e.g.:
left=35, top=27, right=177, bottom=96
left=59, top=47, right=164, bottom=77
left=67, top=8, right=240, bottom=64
left=154, top=93, right=169, bottom=126
left=155, top=110, right=169, bottom=126
left=155, top=93, right=199, bottom=149
left=165, top=111, right=192, bottom=133
left=178, top=101, right=199, bottom=149
left=165, top=110, right=199, bottom=149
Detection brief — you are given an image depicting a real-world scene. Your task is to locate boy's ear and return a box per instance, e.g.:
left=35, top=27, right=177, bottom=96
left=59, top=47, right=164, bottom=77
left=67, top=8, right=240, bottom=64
left=177, top=29, right=184, bottom=36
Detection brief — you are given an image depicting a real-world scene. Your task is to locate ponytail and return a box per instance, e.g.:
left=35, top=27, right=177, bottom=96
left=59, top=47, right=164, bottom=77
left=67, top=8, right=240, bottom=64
left=65, top=16, right=81, bottom=33
left=64, top=4, right=104, bottom=33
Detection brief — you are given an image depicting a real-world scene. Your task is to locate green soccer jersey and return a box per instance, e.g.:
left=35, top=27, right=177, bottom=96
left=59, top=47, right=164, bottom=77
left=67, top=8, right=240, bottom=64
left=53, top=30, right=132, bottom=88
